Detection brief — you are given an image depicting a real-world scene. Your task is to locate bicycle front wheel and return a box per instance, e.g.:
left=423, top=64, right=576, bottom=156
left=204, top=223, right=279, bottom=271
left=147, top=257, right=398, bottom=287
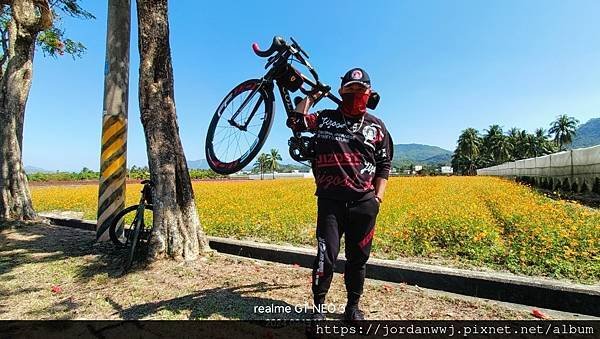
left=205, top=79, right=274, bottom=175
left=108, top=204, right=153, bottom=247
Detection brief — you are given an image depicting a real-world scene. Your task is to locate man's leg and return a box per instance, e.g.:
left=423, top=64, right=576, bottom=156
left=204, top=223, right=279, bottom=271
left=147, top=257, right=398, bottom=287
left=312, top=197, right=343, bottom=312
left=343, top=197, right=379, bottom=314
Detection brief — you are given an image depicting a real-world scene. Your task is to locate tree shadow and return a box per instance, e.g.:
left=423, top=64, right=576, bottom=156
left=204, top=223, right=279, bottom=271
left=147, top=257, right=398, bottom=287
left=24, top=296, right=82, bottom=320
left=0, top=221, right=122, bottom=282
left=107, top=282, right=309, bottom=320
left=1, top=223, right=313, bottom=322
left=0, top=287, right=42, bottom=315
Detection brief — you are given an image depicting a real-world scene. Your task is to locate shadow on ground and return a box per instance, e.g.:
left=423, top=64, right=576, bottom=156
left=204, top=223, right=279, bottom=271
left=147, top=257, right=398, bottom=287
left=0, top=222, right=308, bottom=321
left=107, top=282, right=306, bottom=320
left=0, top=221, right=121, bottom=282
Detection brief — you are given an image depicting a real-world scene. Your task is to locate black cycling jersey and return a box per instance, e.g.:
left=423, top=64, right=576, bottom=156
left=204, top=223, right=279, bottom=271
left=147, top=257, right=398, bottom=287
left=289, top=108, right=393, bottom=201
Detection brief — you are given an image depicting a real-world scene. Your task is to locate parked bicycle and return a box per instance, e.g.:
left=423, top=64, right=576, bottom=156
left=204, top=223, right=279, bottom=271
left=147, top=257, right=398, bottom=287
left=205, top=36, right=380, bottom=174
left=108, top=179, right=154, bottom=271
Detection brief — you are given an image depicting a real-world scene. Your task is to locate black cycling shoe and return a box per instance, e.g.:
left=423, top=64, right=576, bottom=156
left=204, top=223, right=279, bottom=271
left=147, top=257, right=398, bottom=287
left=344, top=307, right=365, bottom=322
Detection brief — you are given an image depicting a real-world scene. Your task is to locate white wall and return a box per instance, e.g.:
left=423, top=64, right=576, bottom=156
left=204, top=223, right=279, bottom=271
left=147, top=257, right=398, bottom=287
left=477, top=145, right=600, bottom=192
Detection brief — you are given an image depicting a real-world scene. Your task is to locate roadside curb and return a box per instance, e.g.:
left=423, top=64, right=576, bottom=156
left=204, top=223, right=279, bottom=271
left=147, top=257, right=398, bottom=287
left=40, top=214, right=600, bottom=316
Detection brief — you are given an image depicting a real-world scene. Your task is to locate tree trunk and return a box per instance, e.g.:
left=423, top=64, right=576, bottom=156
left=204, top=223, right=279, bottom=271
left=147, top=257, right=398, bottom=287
left=0, top=1, right=52, bottom=221
left=137, top=0, right=210, bottom=261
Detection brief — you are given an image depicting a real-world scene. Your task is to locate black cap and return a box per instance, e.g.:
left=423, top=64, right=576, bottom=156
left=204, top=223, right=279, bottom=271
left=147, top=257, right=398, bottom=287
left=341, top=68, right=371, bottom=87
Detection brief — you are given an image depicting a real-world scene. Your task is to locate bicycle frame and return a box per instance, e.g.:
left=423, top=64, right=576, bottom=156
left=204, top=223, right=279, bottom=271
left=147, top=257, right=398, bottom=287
left=228, top=48, right=342, bottom=133
left=126, top=182, right=152, bottom=243
left=206, top=36, right=360, bottom=172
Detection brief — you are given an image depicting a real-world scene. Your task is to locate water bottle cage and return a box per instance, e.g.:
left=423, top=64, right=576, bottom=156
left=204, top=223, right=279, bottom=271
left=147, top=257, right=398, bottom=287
left=288, top=135, right=315, bottom=162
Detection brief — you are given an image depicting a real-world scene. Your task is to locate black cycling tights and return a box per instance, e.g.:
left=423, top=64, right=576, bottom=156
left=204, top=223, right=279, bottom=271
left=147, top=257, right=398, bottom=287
left=311, top=196, right=379, bottom=306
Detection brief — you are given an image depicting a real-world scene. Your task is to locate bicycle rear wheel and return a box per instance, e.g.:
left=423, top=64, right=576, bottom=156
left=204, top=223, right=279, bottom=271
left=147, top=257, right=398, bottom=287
left=109, top=204, right=153, bottom=247
left=205, top=79, right=274, bottom=175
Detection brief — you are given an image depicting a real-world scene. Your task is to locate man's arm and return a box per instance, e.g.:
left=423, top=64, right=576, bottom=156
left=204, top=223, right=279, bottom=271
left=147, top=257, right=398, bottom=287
left=286, top=94, right=320, bottom=132
left=374, top=128, right=393, bottom=203
left=374, top=177, right=388, bottom=203
left=295, top=95, right=315, bottom=115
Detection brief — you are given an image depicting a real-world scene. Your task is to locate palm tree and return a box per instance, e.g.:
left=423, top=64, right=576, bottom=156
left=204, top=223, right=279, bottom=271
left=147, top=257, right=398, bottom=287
left=524, top=132, right=538, bottom=158
left=253, top=153, right=269, bottom=180
left=507, top=128, right=534, bottom=160
left=482, top=125, right=511, bottom=166
left=506, top=127, right=523, bottom=160
left=451, top=148, right=463, bottom=174
left=453, top=128, right=482, bottom=175
left=518, top=130, right=533, bottom=159
left=482, top=125, right=501, bottom=165
left=266, top=149, right=282, bottom=179
left=533, top=128, right=554, bottom=156
left=549, top=115, right=579, bottom=151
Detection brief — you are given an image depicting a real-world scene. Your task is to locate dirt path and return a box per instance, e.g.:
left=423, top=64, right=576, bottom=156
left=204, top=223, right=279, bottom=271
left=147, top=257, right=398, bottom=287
left=0, top=222, right=536, bottom=320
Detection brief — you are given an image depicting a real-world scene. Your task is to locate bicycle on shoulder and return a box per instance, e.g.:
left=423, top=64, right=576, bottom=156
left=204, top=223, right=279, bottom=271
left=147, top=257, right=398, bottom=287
left=205, top=36, right=359, bottom=174
left=108, top=179, right=154, bottom=271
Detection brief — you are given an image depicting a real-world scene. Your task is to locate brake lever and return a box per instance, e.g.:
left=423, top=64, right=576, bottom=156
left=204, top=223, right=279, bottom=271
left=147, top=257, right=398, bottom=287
left=265, top=54, right=279, bottom=69
left=290, top=37, right=309, bottom=59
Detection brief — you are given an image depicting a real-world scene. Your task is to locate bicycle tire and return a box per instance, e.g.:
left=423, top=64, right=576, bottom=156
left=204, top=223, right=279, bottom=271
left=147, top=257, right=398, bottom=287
left=205, top=79, right=274, bottom=175
left=123, top=216, right=143, bottom=272
left=108, top=204, right=154, bottom=247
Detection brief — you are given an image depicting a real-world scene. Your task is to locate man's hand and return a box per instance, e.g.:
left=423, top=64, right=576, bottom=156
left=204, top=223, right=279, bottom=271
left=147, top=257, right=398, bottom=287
left=294, top=91, right=322, bottom=115
left=374, top=177, right=387, bottom=204
left=286, top=112, right=305, bottom=130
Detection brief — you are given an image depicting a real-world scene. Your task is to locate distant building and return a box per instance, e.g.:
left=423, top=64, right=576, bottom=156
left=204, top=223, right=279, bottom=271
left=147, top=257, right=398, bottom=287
left=441, top=166, right=453, bottom=174
left=247, top=171, right=313, bottom=180
left=414, top=165, right=423, bottom=172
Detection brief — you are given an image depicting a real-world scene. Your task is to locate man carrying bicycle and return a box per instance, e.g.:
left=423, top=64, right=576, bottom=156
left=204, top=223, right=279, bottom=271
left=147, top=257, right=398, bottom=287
left=287, top=68, right=393, bottom=322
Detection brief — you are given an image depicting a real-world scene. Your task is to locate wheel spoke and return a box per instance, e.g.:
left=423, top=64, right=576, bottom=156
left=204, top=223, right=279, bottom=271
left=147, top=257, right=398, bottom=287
left=207, top=83, right=270, bottom=167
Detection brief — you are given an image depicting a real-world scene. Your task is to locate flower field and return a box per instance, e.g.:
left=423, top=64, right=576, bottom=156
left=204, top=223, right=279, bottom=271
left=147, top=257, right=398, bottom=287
left=30, top=177, right=600, bottom=283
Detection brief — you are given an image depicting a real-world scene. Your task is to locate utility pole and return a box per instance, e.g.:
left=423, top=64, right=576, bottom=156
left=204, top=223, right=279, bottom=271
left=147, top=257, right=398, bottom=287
left=97, top=0, right=131, bottom=241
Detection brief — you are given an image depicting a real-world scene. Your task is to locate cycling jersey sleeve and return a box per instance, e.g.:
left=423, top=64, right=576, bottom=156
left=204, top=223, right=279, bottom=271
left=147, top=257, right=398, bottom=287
left=375, top=125, right=393, bottom=180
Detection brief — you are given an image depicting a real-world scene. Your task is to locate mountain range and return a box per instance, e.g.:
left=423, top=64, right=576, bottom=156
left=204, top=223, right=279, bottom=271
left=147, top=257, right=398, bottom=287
left=571, top=118, right=600, bottom=149
left=187, top=159, right=210, bottom=170
left=392, top=144, right=452, bottom=167
left=26, top=143, right=454, bottom=174
left=25, top=118, right=598, bottom=174
left=183, top=121, right=600, bottom=170
left=184, top=143, right=453, bottom=170
left=24, top=166, right=52, bottom=174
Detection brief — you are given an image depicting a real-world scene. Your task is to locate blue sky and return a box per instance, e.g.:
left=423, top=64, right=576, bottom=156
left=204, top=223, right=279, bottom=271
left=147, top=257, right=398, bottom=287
left=23, top=0, right=600, bottom=171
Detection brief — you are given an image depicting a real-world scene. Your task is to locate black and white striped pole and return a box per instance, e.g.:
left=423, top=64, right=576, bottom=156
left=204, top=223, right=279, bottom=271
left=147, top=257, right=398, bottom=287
left=97, top=0, right=131, bottom=241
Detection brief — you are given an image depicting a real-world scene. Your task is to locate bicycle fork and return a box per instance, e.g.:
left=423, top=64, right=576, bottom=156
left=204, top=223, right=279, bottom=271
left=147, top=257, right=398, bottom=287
left=228, top=81, right=267, bottom=130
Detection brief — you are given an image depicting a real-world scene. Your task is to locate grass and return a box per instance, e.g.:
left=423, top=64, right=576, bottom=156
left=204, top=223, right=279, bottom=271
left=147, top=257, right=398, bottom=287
left=0, top=222, right=530, bottom=320
left=30, top=176, right=600, bottom=283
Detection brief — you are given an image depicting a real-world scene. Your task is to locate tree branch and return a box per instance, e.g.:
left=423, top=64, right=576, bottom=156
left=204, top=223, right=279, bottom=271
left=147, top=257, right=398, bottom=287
left=34, top=0, right=52, bottom=30
left=9, top=0, right=53, bottom=32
